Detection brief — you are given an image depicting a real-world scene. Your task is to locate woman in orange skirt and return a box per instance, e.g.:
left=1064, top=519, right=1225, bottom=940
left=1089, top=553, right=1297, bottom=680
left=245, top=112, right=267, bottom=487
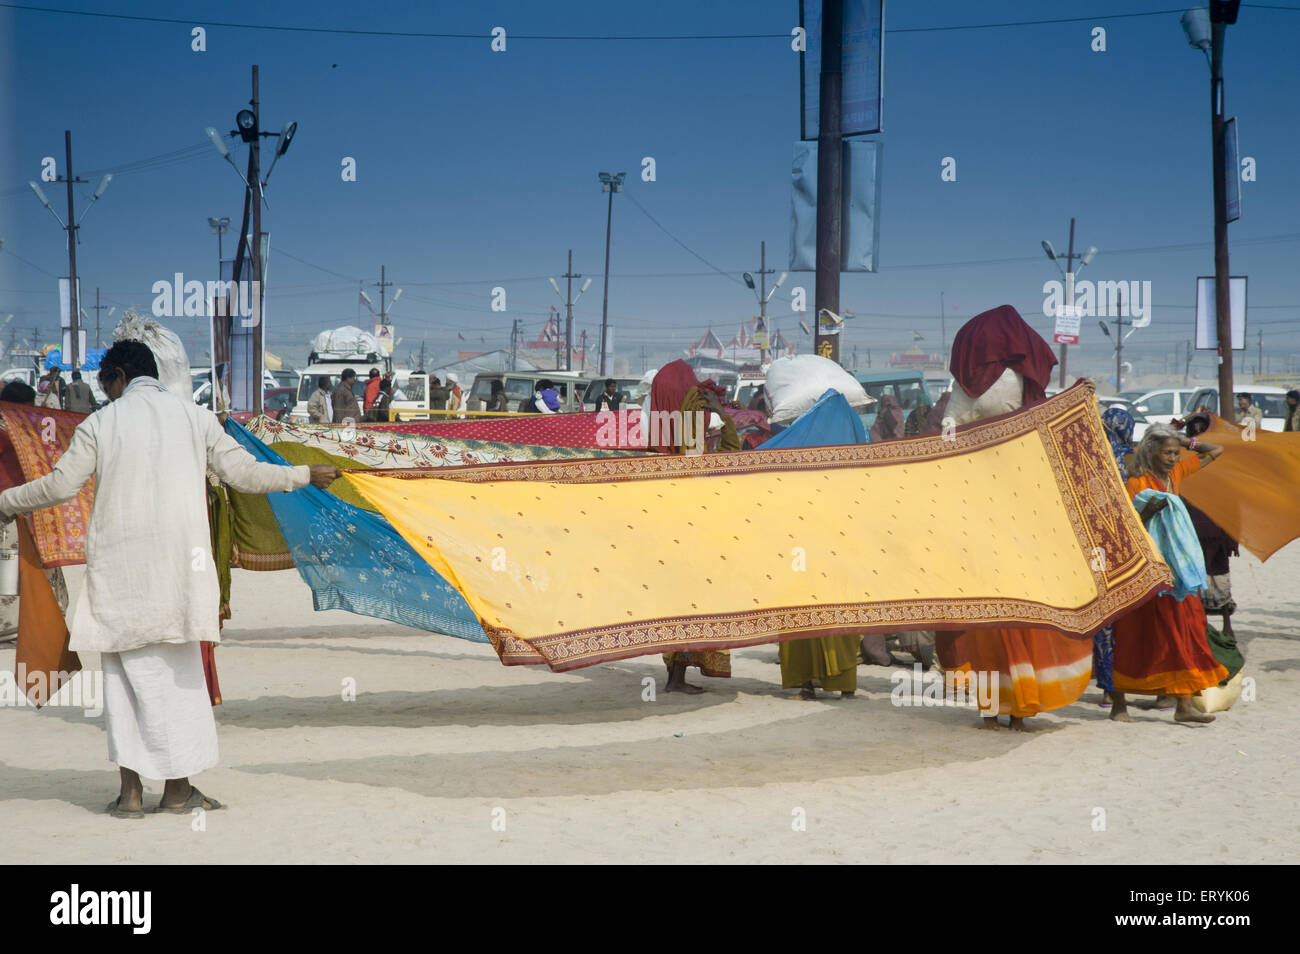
left=1111, top=424, right=1227, bottom=724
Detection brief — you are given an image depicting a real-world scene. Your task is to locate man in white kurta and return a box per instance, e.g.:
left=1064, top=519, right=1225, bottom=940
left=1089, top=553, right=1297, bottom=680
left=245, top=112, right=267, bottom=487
left=0, top=342, right=338, bottom=817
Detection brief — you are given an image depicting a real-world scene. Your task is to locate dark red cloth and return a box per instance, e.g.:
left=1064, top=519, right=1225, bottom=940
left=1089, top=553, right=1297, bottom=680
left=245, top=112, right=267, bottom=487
left=949, top=305, right=1058, bottom=404
left=649, top=360, right=701, bottom=454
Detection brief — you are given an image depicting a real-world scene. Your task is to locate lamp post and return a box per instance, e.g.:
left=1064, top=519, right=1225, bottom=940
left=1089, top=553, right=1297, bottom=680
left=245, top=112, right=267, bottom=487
left=205, top=65, right=297, bottom=415
left=597, top=171, right=625, bottom=376
left=742, top=240, right=787, bottom=364
left=1181, top=2, right=1240, bottom=410
left=1041, top=219, right=1097, bottom=388
left=549, top=251, right=592, bottom=371
left=27, top=132, right=111, bottom=371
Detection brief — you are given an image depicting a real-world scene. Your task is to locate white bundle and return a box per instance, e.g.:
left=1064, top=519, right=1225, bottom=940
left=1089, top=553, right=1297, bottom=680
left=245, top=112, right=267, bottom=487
left=945, top=367, right=1023, bottom=426
left=311, top=326, right=382, bottom=357
left=111, top=309, right=192, bottom=397
left=764, top=354, right=873, bottom=425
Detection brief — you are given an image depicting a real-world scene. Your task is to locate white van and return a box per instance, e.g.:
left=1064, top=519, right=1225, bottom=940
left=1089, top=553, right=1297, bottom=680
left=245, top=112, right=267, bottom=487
left=1116, top=388, right=1198, bottom=426
left=468, top=370, right=596, bottom=413
left=287, top=362, right=371, bottom=423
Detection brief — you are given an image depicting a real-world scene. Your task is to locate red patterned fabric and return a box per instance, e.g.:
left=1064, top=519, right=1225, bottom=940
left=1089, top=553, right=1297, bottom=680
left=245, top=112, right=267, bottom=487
left=949, top=304, right=1058, bottom=404
left=366, top=410, right=641, bottom=450
left=0, top=403, right=93, bottom=567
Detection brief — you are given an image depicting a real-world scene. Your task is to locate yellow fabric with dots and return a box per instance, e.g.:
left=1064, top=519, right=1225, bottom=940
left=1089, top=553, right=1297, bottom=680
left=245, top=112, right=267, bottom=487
left=346, top=386, right=1171, bottom=672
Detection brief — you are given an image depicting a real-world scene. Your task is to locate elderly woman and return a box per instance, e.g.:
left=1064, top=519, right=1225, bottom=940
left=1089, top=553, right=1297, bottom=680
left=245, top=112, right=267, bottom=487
left=1110, top=424, right=1227, bottom=724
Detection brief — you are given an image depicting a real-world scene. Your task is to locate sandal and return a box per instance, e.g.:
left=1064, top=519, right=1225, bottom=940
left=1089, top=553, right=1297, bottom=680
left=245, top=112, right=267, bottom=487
left=154, top=787, right=224, bottom=814
left=106, top=796, right=145, bottom=820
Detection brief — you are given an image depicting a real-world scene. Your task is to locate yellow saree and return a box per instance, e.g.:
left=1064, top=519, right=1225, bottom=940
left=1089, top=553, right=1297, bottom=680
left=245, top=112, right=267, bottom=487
left=347, top=385, right=1170, bottom=672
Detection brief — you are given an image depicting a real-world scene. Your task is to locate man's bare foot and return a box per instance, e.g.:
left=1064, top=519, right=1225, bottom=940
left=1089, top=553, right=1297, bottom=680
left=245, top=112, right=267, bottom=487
left=978, top=716, right=1001, bottom=730
left=800, top=682, right=817, bottom=700
left=1174, top=698, right=1215, bottom=724
left=116, top=767, right=144, bottom=813
left=664, top=661, right=705, bottom=694
left=1110, top=709, right=1134, bottom=722
left=1008, top=716, right=1028, bottom=732
left=839, top=690, right=855, bottom=698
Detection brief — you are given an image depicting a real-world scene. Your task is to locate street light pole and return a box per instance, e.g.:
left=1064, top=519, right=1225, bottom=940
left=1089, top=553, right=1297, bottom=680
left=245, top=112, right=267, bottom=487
left=813, top=0, right=843, bottom=365
left=62, top=131, right=81, bottom=372
left=1209, top=10, right=1234, bottom=410
left=598, top=171, right=625, bottom=376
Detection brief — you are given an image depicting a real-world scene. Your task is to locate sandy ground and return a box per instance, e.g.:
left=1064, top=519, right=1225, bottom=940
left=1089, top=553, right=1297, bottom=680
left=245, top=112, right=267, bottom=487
left=2, top=542, right=1298, bottom=865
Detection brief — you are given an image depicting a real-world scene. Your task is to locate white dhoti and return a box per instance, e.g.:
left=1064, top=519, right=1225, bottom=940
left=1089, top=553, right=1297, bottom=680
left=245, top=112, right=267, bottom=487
left=102, top=641, right=218, bottom=779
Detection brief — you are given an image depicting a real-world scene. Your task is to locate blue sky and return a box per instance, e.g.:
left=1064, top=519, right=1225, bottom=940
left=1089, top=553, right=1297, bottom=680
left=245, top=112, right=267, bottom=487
left=2, top=0, right=1298, bottom=380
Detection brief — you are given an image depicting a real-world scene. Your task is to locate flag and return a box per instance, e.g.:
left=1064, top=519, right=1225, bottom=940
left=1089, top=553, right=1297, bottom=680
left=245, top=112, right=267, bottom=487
left=543, top=309, right=558, bottom=342
left=458, top=332, right=465, bottom=341
left=799, top=318, right=811, bottom=336
left=913, top=330, right=924, bottom=341
left=359, top=291, right=375, bottom=316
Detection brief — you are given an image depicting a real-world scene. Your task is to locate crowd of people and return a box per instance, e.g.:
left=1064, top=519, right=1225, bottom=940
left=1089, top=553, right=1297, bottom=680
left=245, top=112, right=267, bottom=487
left=0, top=302, right=1281, bottom=818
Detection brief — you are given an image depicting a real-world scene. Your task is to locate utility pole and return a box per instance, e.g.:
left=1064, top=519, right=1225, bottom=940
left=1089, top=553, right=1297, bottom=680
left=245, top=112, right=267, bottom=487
left=1257, top=328, right=1263, bottom=376
left=417, top=340, right=426, bottom=371
left=509, top=319, right=518, bottom=371
left=1208, top=2, right=1237, bottom=418
left=598, top=173, right=625, bottom=376
left=1116, top=287, right=1125, bottom=393
left=563, top=250, right=580, bottom=372
left=579, top=329, right=588, bottom=372
left=1184, top=340, right=1193, bottom=386
left=374, top=265, right=392, bottom=326
left=1059, top=218, right=1079, bottom=388
left=250, top=65, right=264, bottom=415
left=813, top=0, right=843, bottom=365
left=91, top=287, right=110, bottom=349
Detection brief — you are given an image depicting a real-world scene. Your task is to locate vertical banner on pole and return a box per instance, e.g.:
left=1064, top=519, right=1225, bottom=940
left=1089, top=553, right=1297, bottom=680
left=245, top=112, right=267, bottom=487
left=790, top=139, right=883, bottom=272
left=800, top=0, right=885, bottom=140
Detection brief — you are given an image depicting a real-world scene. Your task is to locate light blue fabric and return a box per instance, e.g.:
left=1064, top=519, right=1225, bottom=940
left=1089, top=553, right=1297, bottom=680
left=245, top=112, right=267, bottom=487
left=225, top=419, right=487, bottom=642
left=1133, top=489, right=1207, bottom=601
left=762, top=389, right=869, bottom=449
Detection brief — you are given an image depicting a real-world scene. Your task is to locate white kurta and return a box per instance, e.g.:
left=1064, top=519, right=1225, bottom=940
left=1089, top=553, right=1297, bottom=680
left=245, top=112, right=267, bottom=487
left=0, top=376, right=309, bottom=654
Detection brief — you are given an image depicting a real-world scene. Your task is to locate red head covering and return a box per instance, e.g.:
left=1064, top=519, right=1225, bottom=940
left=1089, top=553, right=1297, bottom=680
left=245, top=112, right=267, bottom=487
left=949, top=304, right=1058, bottom=406
left=649, top=359, right=701, bottom=454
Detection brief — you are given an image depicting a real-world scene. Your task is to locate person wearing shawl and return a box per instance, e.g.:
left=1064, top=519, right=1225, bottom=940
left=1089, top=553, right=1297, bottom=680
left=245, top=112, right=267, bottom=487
left=1092, top=404, right=1138, bottom=703
left=936, top=306, right=1094, bottom=730
left=870, top=394, right=906, bottom=442
left=1110, top=424, right=1227, bottom=725
left=903, top=396, right=932, bottom=437
left=652, top=360, right=741, bottom=692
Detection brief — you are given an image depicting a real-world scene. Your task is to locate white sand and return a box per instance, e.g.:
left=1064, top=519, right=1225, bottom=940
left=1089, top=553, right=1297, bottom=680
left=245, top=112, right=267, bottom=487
left=2, top=542, right=1297, bottom=864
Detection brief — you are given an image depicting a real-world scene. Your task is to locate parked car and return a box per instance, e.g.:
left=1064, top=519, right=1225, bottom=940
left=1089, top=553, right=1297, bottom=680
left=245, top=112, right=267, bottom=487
left=287, top=362, right=370, bottom=423
left=468, top=370, right=593, bottom=413
left=853, top=370, right=933, bottom=428
left=225, top=387, right=296, bottom=424
left=1115, top=388, right=1198, bottom=426
left=1183, top=385, right=1293, bottom=432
